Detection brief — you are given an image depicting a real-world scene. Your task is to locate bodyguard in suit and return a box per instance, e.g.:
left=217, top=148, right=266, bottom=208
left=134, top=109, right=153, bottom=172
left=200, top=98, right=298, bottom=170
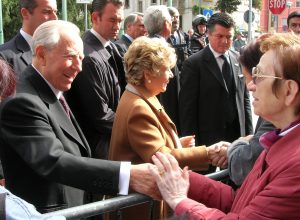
left=0, top=0, right=58, bottom=76
left=66, top=0, right=125, bottom=160
left=0, top=20, right=158, bottom=214
left=114, top=12, right=146, bottom=58
left=179, top=13, right=253, bottom=169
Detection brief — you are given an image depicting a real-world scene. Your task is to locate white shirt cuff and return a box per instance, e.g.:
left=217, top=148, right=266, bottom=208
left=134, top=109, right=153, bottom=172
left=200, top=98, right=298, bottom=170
left=118, top=162, right=131, bottom=195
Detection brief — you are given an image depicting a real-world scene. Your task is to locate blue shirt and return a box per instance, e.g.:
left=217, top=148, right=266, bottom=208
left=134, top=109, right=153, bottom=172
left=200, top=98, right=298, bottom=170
left=0, top=186, right=65, bottom=220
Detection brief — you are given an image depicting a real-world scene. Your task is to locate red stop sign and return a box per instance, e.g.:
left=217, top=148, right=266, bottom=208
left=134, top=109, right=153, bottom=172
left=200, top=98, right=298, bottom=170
left=269, top=0, right=286, bottom=14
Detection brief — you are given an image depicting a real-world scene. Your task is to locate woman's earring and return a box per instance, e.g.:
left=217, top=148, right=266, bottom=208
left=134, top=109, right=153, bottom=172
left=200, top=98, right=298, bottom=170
left=148, top=80, right=151, bottom=83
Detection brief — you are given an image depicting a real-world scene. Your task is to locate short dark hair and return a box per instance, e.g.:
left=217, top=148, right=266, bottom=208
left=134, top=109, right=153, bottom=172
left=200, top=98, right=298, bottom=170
left=239, top=34, right=271, bottom=74
left=91, top=0, right=123, bottom=16
left=0, top=59, right=16, bottom=100
left=19, top=0, right=38, bottom=14
left=207, top=12, right=235, bottom=32
left=287, top=11, right=300, bottom=27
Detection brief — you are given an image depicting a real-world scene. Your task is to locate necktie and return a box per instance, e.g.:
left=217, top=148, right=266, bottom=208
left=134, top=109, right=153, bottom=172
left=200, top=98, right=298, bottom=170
left=106, top=44, right=119, bottom=75
left=59, top=95, right=70, bottom=118
left=220, top=55, right=233, bottom=92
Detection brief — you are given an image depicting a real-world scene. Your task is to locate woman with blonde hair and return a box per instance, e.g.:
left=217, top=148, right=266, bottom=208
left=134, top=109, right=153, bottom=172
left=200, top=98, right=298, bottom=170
left=109, top=36, right=227, bottom=219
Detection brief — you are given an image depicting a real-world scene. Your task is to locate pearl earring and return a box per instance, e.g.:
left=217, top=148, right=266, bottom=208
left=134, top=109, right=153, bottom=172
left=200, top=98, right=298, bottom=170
left=148, top=80, right=151, bottom=83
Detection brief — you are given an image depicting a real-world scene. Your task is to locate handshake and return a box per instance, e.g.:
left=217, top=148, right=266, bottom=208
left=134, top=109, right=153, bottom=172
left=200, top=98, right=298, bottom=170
left=207, top=141, right=230, bottom=168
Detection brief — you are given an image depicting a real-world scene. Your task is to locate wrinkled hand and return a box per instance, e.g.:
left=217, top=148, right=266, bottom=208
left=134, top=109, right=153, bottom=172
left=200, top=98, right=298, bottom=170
left=180, top=135, right=195, bottom=147
left=207, top=141, right=231, bottom=168
left=130, top=163, right=161, bottom=200
left=149, top=152, right=190, bottom=210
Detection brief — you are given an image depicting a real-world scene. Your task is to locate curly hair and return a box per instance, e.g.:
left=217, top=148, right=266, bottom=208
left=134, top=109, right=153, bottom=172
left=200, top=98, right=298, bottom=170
left=124, top=36, right=176, bottom=85
left=0, top=59, right=16, bottom=100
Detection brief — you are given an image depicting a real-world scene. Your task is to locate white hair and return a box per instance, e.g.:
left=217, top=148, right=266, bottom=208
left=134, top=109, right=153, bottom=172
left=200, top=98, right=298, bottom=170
left=144, top=5, right=171, bottom=36
left=31, top=20, right=81, bottom=56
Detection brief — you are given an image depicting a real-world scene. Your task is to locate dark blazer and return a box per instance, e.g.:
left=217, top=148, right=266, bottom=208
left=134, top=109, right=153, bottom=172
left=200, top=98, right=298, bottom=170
left=66, top=30, right=124, bottom=159
left=179, top=46, right=253, bottom=146
left=0, top=65, right=120, bottom=213
left=114, top=35, right=132, bottom=58
left=0, top=32, right=32, bottom=76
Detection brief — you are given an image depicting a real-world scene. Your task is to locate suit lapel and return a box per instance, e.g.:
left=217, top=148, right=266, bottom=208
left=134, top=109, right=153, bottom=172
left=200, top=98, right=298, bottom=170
left=25, top=66, right=89, bottom=153
left=15, top=33, right=32, bottom=66
left=203, top=47, right=227, bottom=91
left=228, top=50, right=241, bottom=90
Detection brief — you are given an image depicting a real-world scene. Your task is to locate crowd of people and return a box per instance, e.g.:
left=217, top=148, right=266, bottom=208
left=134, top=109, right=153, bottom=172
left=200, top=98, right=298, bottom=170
left=0, top=0, right=299, bottom=219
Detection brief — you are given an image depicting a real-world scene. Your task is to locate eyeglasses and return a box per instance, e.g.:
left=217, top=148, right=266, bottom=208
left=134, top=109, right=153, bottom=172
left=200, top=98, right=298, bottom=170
left=252, top=67, right=283, bottom=85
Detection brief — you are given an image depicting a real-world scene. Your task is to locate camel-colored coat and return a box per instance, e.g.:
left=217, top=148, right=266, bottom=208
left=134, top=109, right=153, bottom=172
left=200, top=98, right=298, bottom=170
left=109, top=86, right=209, bottom=169
left=108, top=85, right=209, bottom=220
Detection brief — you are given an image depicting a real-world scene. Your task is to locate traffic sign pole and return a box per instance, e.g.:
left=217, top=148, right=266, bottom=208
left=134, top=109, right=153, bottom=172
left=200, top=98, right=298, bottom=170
left=248, top=0, right=252, bottom=42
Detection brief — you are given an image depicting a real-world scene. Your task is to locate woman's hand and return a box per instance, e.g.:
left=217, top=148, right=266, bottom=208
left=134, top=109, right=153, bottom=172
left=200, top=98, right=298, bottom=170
left=148, top=152, right=190, bottom=210
left=180, top=135, right=195, bottom=147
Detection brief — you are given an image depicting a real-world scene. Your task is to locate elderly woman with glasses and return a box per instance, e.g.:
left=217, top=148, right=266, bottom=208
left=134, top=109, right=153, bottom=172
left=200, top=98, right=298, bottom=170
left=227, top=34, right=276, bottom=186
left=149, top=33, right=300, bottom=219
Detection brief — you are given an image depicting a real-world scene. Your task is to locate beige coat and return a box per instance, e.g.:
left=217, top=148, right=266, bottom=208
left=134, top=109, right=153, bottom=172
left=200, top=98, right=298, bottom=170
left=109, top=86, right=209, bottom=169
left=108, top=85, right=209, bottom=219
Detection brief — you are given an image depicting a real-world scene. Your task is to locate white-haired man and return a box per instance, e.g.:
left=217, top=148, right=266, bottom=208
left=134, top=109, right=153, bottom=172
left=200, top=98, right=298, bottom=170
left=0, top=19, right=158, bottom=213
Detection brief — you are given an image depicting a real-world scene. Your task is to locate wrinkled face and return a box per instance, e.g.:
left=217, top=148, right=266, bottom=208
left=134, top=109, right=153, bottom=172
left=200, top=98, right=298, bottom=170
left=129, top=16, right=146, bottom=39
left=288, top=17, right=300, bottom=35
left=250, top=50, right=285, bottom=122
left=24, top=0, right=58, bottom=35
left=42, top=34, right=84, bottom=91
left=145, top=67, right=173, bottom=96
left=92, top=3, right=124, bottom=40
left=208, top=24, right=234, bottom=54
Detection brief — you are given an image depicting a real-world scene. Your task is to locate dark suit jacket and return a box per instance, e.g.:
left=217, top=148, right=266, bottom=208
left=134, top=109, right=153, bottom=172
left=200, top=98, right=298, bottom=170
left=0, top=32, right=32, bottom=77
left=114, top=35, right=132, bottom=58
left=0, top=65, right=120, bottom=213
left=66, top=30, right=124, bottom=159
left=179, top=46, right=253, bottom=146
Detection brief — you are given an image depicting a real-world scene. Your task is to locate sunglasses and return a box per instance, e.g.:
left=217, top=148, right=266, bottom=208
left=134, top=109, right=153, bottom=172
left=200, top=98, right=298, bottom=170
left=252, top=67, right=283, bottom=85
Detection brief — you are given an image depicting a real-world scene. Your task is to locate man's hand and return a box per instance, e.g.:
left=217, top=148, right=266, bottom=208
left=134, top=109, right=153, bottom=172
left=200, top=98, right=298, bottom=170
left=129, top=163, right=161, bottom=200
left=207, top=141, right=231, bottom=168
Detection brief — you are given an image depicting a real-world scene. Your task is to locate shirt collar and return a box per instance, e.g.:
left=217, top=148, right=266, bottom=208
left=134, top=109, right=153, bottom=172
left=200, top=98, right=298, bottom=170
left=20, top=29, right=32, bottom=48
left=124, top=34, right=133, bottom=42
left=209, top=44, right=229, bottom=59
left=90, top=28, right=111, bottom=48
left=31, top=64, right=62, bottom=99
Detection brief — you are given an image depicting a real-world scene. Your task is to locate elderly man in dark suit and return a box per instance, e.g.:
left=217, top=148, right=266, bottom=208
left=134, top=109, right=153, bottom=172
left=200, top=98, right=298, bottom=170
left=0, top=0, right=58, bottom=76
left=114, top=12, right=146, bottom=58
left=66, top=0, right=125, bottom=160
left=0, top=20, right=158, bottom=214
left=179, top=13, right=253, bottom=172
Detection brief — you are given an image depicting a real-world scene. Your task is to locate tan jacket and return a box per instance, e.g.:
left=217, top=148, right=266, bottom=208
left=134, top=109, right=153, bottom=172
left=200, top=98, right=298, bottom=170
left=109, top=86, right=209, bottom=170
left=108, top=85, right=210, bottom=219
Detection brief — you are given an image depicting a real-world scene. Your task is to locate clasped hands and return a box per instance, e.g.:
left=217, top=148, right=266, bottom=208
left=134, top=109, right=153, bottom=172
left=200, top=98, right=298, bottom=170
left=207, top=141, right=230, bottom=168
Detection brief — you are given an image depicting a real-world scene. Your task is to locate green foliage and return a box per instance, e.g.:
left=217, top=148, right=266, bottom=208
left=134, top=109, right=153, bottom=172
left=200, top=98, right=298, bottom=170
left=214, top=0, right=241, bottom=14
left=2, top=0, right=21, bottom=41
left=1, top=0, right=91, bottom=43
left=252, top=0, right=262, bottom=10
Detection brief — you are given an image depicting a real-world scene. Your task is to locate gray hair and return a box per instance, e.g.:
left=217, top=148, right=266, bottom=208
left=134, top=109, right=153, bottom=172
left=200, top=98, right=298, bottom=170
left=167, top=6, right=179, bottom=17
left=124, top=12, right=143, bottom=31
left=31, top=20, right=80, bottom=56
left=144, top=5, right=171, bottom=36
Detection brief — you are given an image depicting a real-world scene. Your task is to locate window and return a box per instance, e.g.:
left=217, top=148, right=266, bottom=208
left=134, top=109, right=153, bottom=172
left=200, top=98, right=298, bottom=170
left=151, top=0, right=157, bottom=4
left=297, top=0, right=300, bottom=7
left=138, top=1, right=143, bottom=12
left=125, top=0, right=129, bottom=8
